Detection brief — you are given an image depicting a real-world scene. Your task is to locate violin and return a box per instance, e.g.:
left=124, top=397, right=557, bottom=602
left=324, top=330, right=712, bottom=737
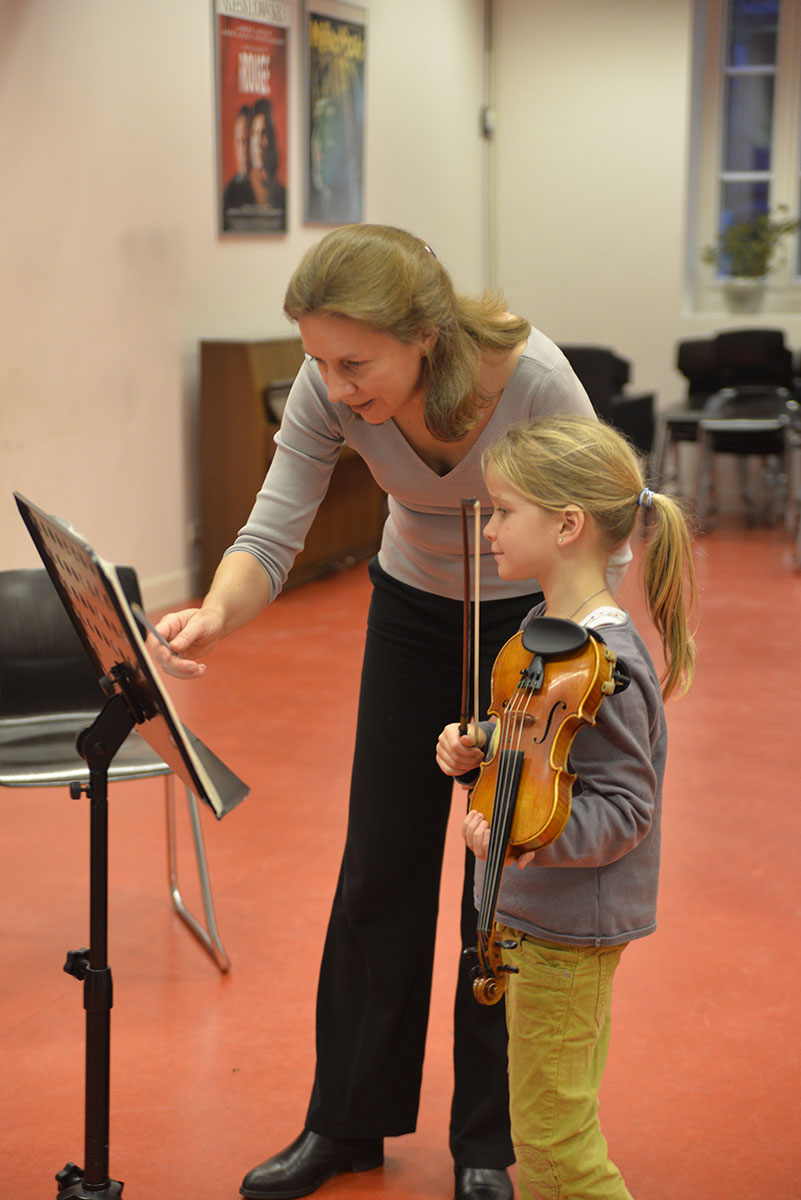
left=466, top=615, right=629, bottom=1005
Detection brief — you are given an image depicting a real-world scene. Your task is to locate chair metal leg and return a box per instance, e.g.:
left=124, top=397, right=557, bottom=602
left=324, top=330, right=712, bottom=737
left=785, top=431, right=799, bottom=536
left=652, top=417, right=669, bottom=489
left=737, top=456, right=757, bottom=524
left=696, top=429, right=713, bottom=531
left=653, top=421, right=683, bottom=495
left=165, top=775, right=230, bottom=973
left=742, top=453, right=786, bottom=527
left=762, top=453, right=788, bottom=526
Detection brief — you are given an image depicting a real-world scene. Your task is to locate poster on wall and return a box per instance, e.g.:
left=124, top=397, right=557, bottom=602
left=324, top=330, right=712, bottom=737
left=304, top=1, right=367, bottom=225
left=214, top=0, right=290, bottom=235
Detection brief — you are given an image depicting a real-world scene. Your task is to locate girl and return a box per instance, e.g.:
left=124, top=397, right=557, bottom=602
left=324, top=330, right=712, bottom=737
left=436, top=416, right=697, bottom=1200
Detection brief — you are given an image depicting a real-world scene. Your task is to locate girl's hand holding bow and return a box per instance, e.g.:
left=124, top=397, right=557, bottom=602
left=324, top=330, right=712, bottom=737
left=436, top=722, right=486, bottom=783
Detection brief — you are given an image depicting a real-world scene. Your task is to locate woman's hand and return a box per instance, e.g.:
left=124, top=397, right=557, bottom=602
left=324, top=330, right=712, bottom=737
left=436, top=722, right=486, bottom=779
left=146, top=552, right=271, bottom=680
left=147, top=606, right=225, bottom=679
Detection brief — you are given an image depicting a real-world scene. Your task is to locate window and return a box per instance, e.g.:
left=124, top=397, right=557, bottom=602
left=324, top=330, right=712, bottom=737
left=720, top=0, right=776, bottom=229
left=691, top=0, right=801, bottom=311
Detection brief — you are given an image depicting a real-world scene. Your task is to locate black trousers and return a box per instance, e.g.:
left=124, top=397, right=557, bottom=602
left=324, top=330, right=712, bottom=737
left=305, top=559, right=541, bottom=1168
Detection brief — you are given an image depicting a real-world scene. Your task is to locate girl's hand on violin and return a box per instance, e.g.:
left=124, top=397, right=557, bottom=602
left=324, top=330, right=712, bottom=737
left=436, top=723, right=485, bottom=777
left=148, top=607, right=222, bottom=679
left=463, top=811, right=537, bottom=868
left=463, top=809, right=491, bottom=860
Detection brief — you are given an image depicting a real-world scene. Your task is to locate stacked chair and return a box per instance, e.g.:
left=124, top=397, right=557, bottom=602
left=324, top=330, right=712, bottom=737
left=695, top=385, right=798, bottom=531
left=653, top=328, right=799, bottom=530
left=559, top=344, right=656, bottom=460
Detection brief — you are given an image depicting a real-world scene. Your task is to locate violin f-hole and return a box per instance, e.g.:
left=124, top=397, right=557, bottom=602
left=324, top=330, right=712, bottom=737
left=530, top=700, right=567, bottom=745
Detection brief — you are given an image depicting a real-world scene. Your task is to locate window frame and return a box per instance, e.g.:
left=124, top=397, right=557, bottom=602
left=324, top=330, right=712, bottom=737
left=691, top=0, right=801, bottom=313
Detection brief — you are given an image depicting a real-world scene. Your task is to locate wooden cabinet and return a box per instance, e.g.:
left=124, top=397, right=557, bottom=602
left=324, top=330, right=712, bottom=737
left=199, top=338, right=387, bottom=593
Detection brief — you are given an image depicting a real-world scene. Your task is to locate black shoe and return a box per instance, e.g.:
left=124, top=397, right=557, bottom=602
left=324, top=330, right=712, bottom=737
left=454, top=1165, right=514, bottom=1200
left=240, top=1130, right=384, bottom=1199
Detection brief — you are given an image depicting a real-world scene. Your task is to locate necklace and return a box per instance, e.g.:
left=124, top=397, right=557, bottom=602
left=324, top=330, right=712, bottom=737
left=567, top=587, right=608, bottom=621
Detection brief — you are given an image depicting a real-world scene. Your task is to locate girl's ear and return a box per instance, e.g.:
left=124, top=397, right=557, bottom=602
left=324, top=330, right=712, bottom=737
left=557, top=505, right=585, bottom=544
left=419, top=328, right=438, bottom=354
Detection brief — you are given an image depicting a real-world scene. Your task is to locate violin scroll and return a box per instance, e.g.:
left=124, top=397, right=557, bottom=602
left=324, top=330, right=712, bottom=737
left=469, top=930, right=519, bottom=1005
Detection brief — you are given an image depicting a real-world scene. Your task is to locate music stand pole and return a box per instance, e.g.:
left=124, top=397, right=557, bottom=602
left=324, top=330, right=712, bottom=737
left=56, top=690, right=135, bottom=1200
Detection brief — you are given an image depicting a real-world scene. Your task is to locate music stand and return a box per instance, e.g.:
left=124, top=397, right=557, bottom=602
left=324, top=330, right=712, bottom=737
left=14, top=492, right=249, bottom=1199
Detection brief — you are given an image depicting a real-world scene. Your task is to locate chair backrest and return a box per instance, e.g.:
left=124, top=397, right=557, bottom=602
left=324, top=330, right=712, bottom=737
left=676, top=337, right=720, bottom=408
left=559, top=345, right=630, bottom=422
left=0, top=566, right=142, bottom=719
left=676, top=328, right=795, bottom=407
left=714, top=328, right=794, bottom=389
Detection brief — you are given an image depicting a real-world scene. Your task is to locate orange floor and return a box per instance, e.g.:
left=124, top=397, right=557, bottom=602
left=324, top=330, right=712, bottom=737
left=2, top=520, right=801, bottom=1200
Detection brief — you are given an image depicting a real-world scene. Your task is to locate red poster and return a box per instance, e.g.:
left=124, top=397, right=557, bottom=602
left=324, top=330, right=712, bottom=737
left=215, top=1, right=290, bottom=235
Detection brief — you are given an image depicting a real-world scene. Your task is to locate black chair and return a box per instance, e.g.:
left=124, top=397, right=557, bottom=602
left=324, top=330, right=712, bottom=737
left=714, top=329, right=794, bottom=390
left=0, top=566, right=230, bottom=971
left=695, top=386, right=798, bottom=531
left=654, top=327, right=796, bottom=493
left=559, top=345, right=656, bottom=458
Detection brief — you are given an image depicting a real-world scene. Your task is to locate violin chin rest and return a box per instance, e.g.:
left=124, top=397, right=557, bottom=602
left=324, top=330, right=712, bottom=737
left=521, top=616, right=589, bottom=657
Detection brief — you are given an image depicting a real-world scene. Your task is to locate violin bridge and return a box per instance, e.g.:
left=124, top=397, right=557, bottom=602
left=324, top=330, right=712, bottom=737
left=500, top=700, right=537, bottom=725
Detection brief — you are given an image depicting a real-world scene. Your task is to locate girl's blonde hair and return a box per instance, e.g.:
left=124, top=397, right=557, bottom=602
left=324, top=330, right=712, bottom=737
left=484, top=417, right=698, bottom=699
left=283, top=224, right=531, bottom=441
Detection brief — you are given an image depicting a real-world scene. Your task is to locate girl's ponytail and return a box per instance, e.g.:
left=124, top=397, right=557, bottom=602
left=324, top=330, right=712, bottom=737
left=643, top=494, right=697, bottom=698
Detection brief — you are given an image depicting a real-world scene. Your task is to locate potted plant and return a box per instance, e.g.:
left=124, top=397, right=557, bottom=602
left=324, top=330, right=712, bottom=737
left=701, top=205, right=800, bottom=312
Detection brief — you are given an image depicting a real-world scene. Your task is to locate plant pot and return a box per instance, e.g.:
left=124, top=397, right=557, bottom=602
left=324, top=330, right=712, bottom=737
left=722, top=276, right=766, bottom=313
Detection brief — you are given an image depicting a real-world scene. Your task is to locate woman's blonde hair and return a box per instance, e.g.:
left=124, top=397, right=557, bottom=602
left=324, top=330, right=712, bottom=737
left=484, top=417, right=698, bottom=699
left=283, top=224, right=531, bottom=441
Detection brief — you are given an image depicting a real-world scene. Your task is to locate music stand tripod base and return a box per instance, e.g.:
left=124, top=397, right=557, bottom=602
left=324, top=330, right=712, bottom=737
left=56, top=1162, right=123, bottom=1199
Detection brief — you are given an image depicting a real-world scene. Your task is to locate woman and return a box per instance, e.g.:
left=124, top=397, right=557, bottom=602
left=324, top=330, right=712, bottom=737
left=153, top=225, right=602, bottom=1200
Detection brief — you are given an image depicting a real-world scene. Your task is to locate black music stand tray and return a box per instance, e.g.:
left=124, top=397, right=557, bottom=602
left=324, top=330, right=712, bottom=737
left=15, top=492, right=249, bottom=1200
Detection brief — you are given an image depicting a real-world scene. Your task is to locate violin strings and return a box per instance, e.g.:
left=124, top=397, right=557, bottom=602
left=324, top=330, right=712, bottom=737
left=478, top=682, right=531, bottom=935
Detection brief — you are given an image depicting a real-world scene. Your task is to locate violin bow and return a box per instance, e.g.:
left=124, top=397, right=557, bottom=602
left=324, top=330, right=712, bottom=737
left=459, top=498, right=481, bottom=742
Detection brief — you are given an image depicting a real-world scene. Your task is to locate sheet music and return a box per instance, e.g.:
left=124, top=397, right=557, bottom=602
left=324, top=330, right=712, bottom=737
left=14, top=492, right=248, bottom=819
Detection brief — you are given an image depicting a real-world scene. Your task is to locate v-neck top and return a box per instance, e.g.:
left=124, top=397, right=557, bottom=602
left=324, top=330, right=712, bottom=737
left=227, top=327, right=594, bottom=601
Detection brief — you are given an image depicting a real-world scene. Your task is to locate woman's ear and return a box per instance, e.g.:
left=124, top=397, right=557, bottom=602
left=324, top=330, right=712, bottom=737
left=420, top=328, right=438, bottom=355
left=557, top=505, right=585, bottom=544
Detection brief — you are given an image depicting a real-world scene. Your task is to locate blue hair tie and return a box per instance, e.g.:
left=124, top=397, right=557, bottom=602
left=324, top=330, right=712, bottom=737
left=638, top=487, right=655, bottom=508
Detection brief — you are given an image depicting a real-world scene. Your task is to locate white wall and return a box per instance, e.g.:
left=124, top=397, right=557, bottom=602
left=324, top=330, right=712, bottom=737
left=494, top=0, right=694, bottom=402
left=2, top=0, right=797, bottom=607
left=493, top=0, right=801, bottom=410
left=0, top=0, right=486, bottom=605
